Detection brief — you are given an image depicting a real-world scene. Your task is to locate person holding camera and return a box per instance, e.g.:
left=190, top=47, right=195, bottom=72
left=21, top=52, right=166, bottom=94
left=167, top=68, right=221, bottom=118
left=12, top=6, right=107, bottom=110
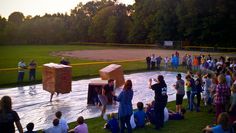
left=149, top=75, right=168, bottom=130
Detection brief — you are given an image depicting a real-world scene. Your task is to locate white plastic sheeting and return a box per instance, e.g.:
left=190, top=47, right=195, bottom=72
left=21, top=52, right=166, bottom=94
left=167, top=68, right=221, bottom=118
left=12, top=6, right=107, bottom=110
left=0, top=71, right=185, bottom=131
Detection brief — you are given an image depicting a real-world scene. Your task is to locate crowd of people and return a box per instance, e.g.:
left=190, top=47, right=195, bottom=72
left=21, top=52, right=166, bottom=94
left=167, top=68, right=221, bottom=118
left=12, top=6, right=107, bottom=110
left=145, top=51, right=180, bottom=70
left=105, top=52, right=236, bottom=133
left=2, top=51, right=236, bottom=133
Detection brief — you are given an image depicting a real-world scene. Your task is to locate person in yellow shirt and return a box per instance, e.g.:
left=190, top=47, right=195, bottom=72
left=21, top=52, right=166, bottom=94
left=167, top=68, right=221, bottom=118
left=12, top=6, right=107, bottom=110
left=185, top=75, right=192, bottom=110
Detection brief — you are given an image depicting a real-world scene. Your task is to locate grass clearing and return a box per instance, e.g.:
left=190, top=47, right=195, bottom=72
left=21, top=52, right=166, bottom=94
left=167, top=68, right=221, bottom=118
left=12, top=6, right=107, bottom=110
left=37, top=100, right=214, bottom=133
left=0, top=45, right=137, bottom=87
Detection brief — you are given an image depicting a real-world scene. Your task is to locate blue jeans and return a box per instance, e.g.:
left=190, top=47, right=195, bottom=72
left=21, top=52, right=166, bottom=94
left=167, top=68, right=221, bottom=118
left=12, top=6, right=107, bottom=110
left=17, top=71, right=24, bottom=82
left=190, top=92, right=197, bottom=111
left=186, top=91, right=191, bottom=109
left=196, top=92, right=201, bottom=108
left=29, top=69, right=36, bottom=81
left=120, top=114, right=132, bottom=133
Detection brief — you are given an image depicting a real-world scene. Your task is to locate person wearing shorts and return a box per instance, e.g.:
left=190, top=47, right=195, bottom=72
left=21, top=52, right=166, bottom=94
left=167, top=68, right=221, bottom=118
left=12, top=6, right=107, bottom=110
left=174, top=74, right=185, bottom=114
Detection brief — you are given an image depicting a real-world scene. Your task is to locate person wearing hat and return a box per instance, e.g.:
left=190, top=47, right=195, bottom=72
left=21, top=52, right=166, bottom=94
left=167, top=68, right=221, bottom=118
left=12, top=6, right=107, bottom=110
left=174, top=74, right=185, bottom=114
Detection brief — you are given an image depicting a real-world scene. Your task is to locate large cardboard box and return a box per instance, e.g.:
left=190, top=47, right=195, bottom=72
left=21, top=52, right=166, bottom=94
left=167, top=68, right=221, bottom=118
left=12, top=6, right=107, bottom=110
left=99, top=64, right=125, bottom=87
left=42, top=63, right=72, bottom=94
left=87, top=80, right=107, bottom=105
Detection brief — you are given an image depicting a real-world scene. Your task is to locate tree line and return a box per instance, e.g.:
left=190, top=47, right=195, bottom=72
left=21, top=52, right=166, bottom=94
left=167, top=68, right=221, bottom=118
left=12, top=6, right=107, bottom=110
left=0, top=0, right=235, bottom=46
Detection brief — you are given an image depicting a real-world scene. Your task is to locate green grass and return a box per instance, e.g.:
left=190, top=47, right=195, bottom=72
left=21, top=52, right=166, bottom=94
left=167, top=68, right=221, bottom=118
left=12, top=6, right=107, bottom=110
left=79, top=100, right=213, bottom=133
left=0, top=45, right=113, bottom=68
left=1, top=44, right=189, bottom=87
left=0, top=45, right=148, bottom=87
left=38, top=100, right=214, bottom=133
left=1, top=44, right=216, bottom=132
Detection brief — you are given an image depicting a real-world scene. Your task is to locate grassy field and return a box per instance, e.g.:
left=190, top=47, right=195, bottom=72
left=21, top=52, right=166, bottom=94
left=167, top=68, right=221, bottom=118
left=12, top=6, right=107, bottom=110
left=38, top=100, right=214, bottom=133
left=0, top=45, right=148, bottom=87
left=1, top=44, right=216, bottom=132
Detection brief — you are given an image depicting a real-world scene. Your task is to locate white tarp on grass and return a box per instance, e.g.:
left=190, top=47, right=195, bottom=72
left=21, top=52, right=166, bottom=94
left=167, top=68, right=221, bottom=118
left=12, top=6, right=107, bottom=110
left=0, top=71, right=185, bottom=131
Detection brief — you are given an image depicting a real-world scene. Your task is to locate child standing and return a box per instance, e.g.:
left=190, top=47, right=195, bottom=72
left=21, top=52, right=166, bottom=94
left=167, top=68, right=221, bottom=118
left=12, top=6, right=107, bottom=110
left=164, top=57, right=169, bottom=70
left=203, top=74, right=212, bottom=106
left=185, top=75, right=192, bottom=110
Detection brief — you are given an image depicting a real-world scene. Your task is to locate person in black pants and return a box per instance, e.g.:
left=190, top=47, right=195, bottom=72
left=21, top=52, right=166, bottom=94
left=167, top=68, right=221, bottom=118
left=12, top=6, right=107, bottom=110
left=195, top=72, right=203, bottom=112
left=149, top=75, right=168, bottom=130
left=151, top=54, right=156, bottom=70
left=146, top=56, right=151, bottom=70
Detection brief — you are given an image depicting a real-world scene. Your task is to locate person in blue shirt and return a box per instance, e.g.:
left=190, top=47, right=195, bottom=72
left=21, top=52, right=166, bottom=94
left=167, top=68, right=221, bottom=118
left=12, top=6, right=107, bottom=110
left=203, top=112, right=234, bottom=133
left=24, top=122, right=37, bottom=133
left=189, top=74, right=198, bottom=112
left=115, top=80, right=133, bottom=133
left=134, top=102, right=146, bottom=128
left=104, top=113, right=119, bottom=133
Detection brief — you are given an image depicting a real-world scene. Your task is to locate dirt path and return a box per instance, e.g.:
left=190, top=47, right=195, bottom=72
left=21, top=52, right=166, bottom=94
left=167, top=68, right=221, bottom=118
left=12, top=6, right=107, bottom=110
left=52, top=49, right=227, bottom=61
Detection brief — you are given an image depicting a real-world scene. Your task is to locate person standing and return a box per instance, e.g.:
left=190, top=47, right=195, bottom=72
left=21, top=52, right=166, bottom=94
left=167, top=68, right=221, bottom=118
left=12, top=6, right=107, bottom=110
left=174, top=74, right=185, bottom=114
left=185, top=75, right=192, bottom=110
left=193, top=56, right=199, bottom=71
left=60, top=57, right=70, bottom=65
left=195, top=72, right=203, bottom=111
left=146, top=56, right=151, bottom=70
left=103, top=79, right=115, bottom=105
left=189, top=74, right=197, bottom=111
left=116, top=80, right=133, bottom=133
left=29, top=60, right=37, bottom=81
left=156, top=56, right=162, bottom=70
left=214, top=74, right=231, bottom=119
left=164, top=57, right=169, bottom=70
left=203, top=74, right=212, bottom=106
left=149, top=75, right=168, bottom=130
left=186, top=55, right=192, bottom=71
left=98, top=79, right=115, bottom=117
left=0, top=96, right=23, bottom=133
left=151, top=54, right=156, bottom=70
left=17, top=59, right=27, bottom=83
left=232, top=73, right=236, bottom=85
left=173, top=55, right=178, bottom=70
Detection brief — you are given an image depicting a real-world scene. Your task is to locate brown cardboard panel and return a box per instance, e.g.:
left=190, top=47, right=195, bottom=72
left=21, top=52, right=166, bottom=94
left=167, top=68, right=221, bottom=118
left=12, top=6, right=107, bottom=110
left=42, top=63, right=72, bottom=94
left=87, top=80, right=108, bottom=104
left=99, top=64, right=125, bottom=87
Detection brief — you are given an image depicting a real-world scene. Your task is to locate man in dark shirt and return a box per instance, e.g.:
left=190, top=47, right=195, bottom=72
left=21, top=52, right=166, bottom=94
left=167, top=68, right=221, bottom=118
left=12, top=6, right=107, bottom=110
left=156, top=56, right=162, bottom=70
left=60, top=57, right=70, bottom=65
left=103, top=79, right=115, bottom=104
left=29, top=60, right=37, bottom=81
left=146, top=56, right=151, bottom=70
